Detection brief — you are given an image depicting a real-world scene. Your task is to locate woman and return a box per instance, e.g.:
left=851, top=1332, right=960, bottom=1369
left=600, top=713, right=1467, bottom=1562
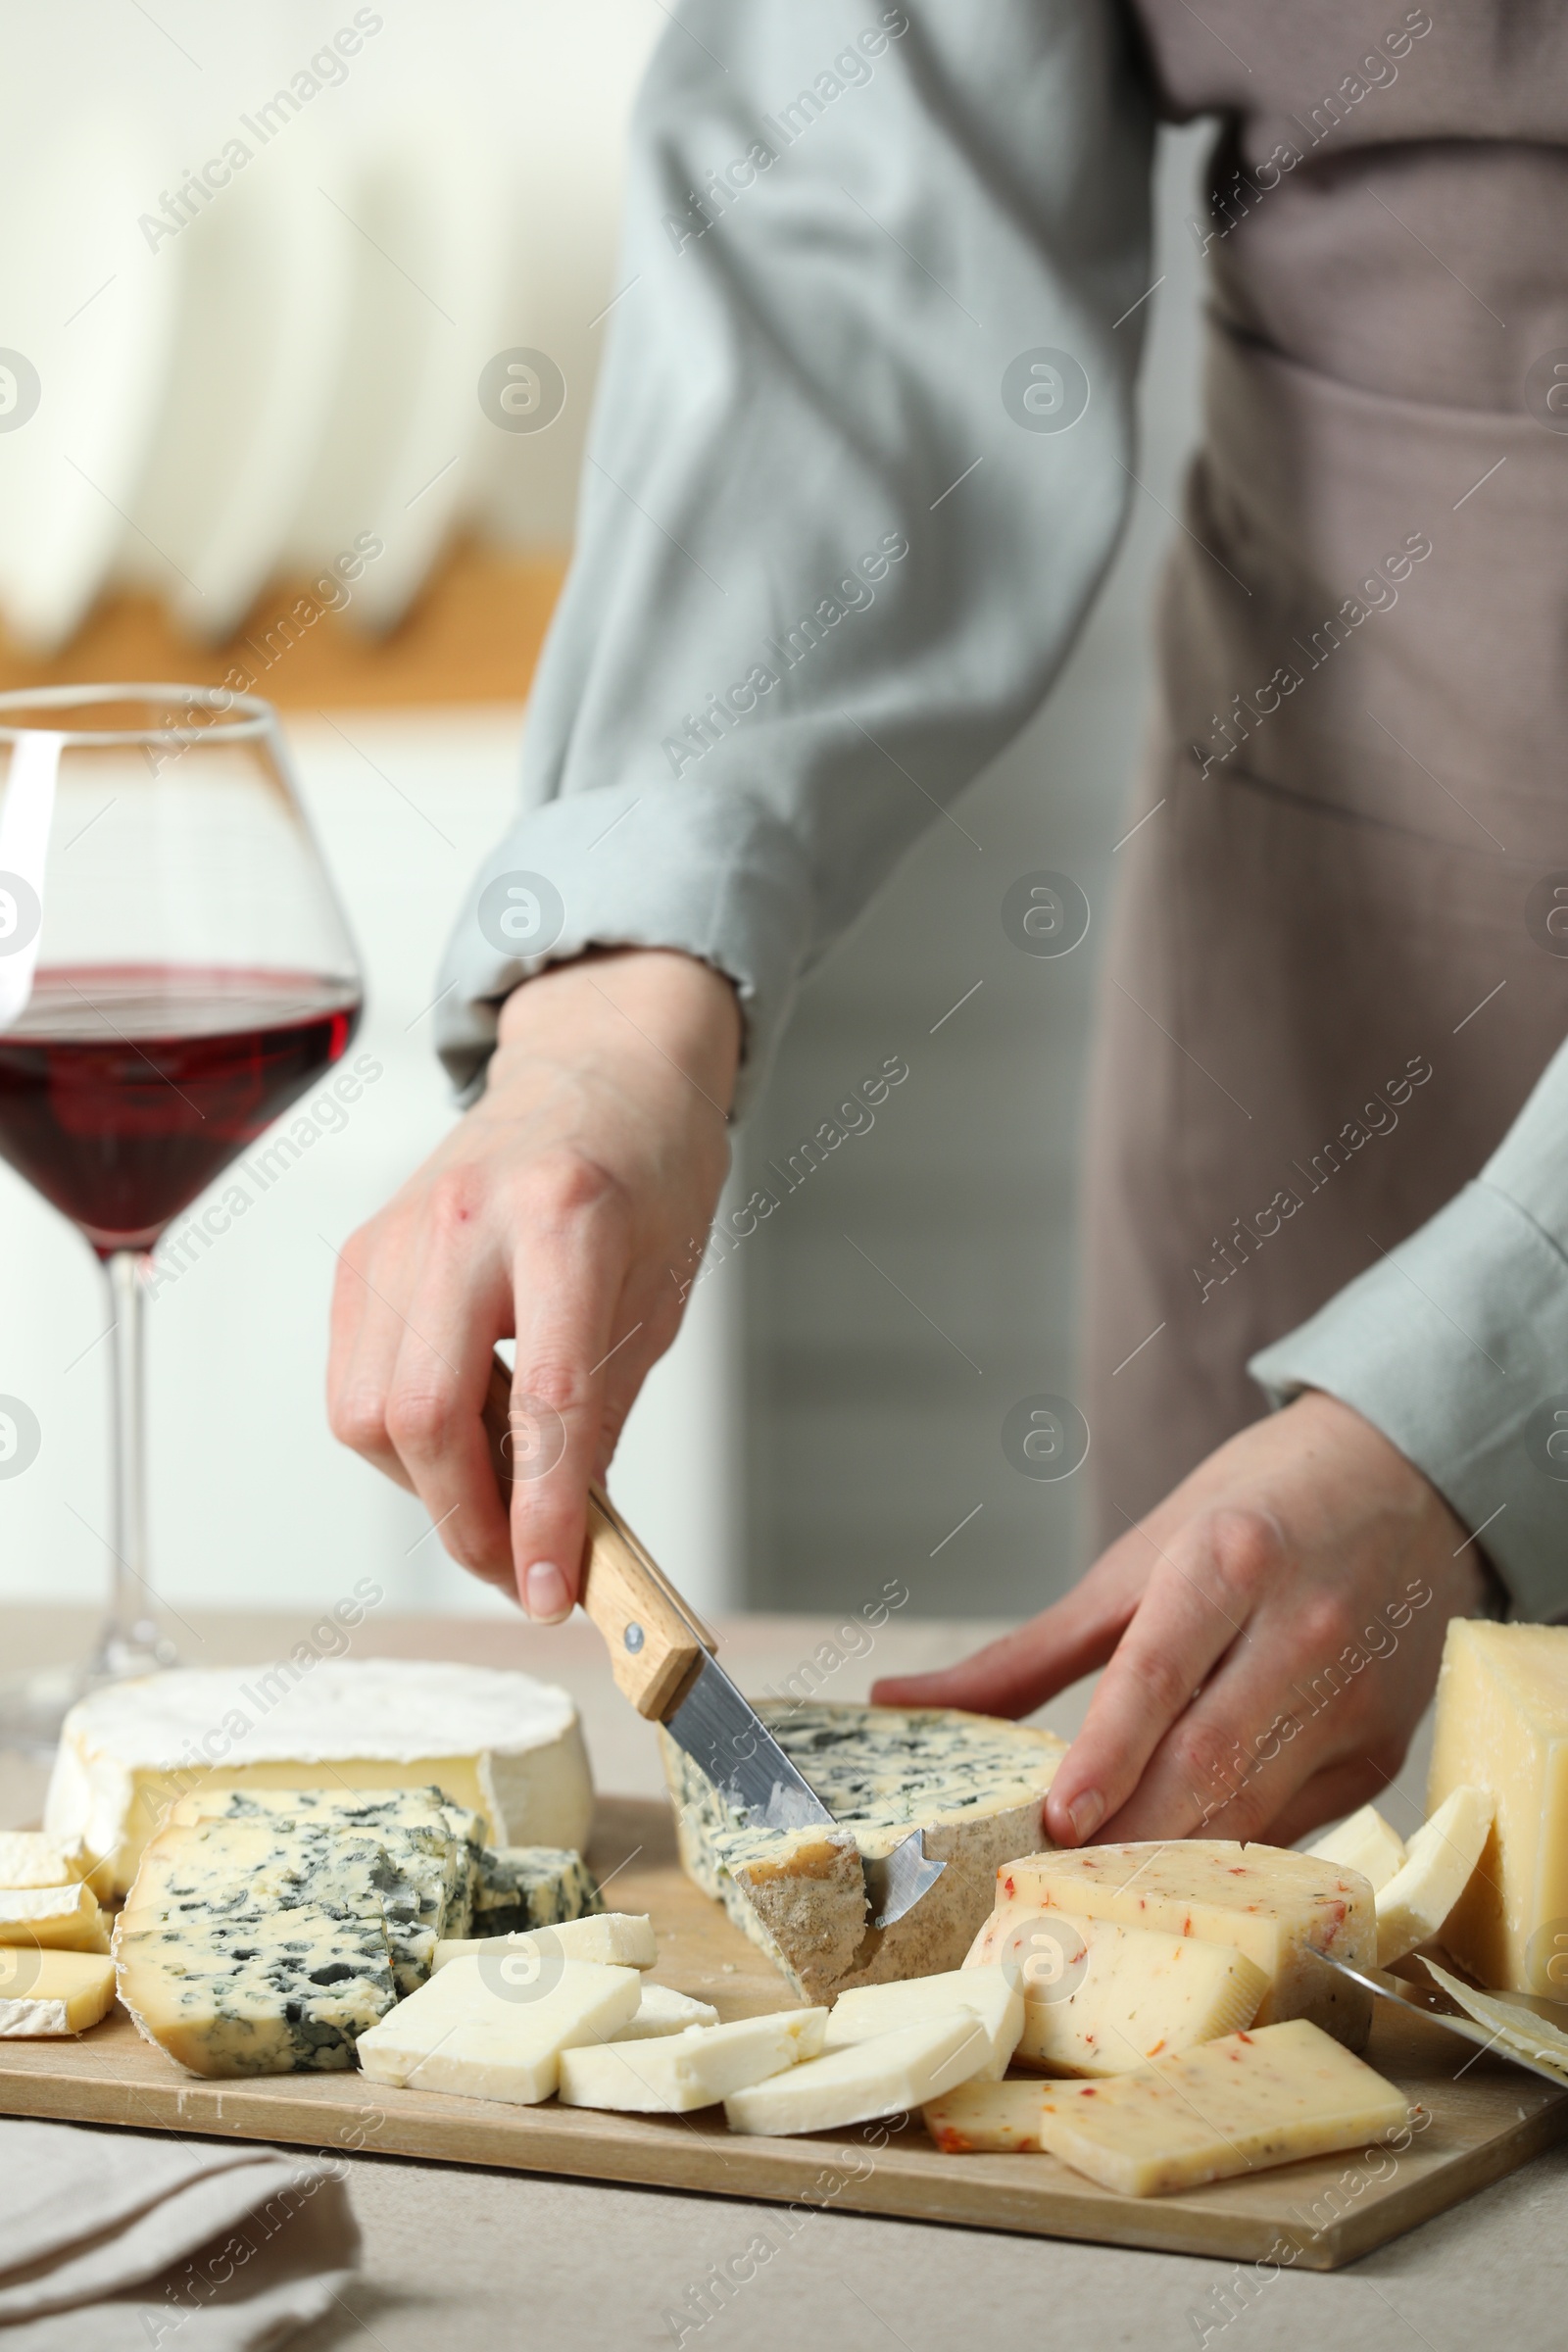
left=327, top=2, right=1568, bottom=1847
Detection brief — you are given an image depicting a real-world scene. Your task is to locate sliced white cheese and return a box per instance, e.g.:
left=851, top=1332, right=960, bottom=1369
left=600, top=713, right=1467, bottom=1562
left=612, top=1984, right=720, bottom=2040
left=45, top=1659, right=594, bottom=1894
left=0, top=1881, right=109, bottom=1954
left=724, top=2013, right=992, bottom=2137
left=355, top=1955, right=641, bottom=2104
left=966, top=1908, right=1267, bottom=2076
left=1307, top=1803, right=1407, bottom=1895
left=0, top=1947, right=117, bottom=2036
left=823, top=1965, right=1023, bottom=2082
left=430, top=1914, right=657, bottom=1974
left=1377, top=1786, right=1494, bottom=1967
left=559, top=2008, right=826, bottom=2112
left=923, top=2080, right=1049, bottom=2153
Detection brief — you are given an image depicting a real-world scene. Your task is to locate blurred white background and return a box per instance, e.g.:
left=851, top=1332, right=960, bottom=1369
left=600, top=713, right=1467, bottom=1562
left=0, top=1, right=1209, bottom=1625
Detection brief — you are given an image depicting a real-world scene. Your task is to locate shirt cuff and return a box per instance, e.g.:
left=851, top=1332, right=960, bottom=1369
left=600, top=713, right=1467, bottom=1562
left=1248, top=1180, right=1568, bottom=1623
left=432, top=776, right=816, bottom=1115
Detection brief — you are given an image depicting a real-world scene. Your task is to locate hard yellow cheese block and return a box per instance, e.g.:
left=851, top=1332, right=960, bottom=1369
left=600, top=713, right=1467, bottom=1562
left=1034, top=2020, right=1410, bottom=2196
left=0, top=1882, right=109, bottom=1954
left=0, top=1947, right=117, bottom=2036
left=1427, top=1621, right=1568, bottom=1992
left=996, top=1843, right=1374, bottom=2046
left=965, top=1907, right=1267, bottom=2075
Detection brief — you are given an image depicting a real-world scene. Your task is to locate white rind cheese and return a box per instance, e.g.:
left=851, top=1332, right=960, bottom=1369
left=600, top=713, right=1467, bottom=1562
left=115, top=1907, right=397, bottom=2075
left=0, top=1948, right=117, bottom=2036
left=45, top=1661, right=593, bottom=1894
left=661, top=1702, right=1067, bottom=2002
left=0, top=1882, right=109, bottom=1954
left=0, top=1831, right=113, bottom=1900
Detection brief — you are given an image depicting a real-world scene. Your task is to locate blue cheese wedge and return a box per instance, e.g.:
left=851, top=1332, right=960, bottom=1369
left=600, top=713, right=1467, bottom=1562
left=471, top=1845, right=602, bottom=1938
left=162, top=1786, right=476, bottom=1946
left=115, top=1907, right=396, bottom=2075
left=122, top=1818, right=440, bottom=1994
left=661, top=1701, right=1067, bottom=2002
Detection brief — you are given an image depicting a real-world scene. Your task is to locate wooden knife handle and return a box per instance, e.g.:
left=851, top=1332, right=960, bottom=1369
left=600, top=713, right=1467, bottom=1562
left=481, top=1354, right=714, bottom=1720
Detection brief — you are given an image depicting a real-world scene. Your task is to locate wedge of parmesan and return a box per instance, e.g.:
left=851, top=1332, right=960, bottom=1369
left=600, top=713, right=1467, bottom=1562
left=662, top=1701, right=1066, bottom=2003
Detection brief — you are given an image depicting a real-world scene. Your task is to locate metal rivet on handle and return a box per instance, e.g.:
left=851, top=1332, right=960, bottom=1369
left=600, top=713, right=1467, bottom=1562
left=623, top=1623, right=645, bottom=1653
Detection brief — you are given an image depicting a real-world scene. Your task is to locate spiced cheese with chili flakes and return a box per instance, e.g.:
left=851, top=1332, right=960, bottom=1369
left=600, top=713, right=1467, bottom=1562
left=964, top=1908, right=1268, bottom=2076
left=661, top=1701, right=1067, bottom=2003
left=984, top=1842, right=1376, bottom=2049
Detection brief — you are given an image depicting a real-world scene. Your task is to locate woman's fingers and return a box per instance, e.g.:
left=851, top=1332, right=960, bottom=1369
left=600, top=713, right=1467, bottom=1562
left=869, top=1553, right=1143, bottom=1721
left=1043, top=1508, right=1282, bottom=1844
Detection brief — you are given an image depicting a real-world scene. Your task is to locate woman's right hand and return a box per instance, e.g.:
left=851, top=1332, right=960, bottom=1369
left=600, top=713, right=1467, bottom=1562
left=326, top=947, right=742, bottom=1618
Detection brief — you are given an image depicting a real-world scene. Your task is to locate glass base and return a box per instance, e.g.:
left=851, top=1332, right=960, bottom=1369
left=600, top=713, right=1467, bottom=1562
left=0, top=1624, right=178, bottom=1758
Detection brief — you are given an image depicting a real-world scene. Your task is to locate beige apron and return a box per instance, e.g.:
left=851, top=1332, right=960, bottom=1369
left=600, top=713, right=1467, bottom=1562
left=1082, top=3, right=1568, bottom=1541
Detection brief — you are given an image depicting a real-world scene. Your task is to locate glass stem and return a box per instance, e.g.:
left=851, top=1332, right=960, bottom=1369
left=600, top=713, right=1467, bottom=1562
left=95, top=1249, right=165, bottom=1675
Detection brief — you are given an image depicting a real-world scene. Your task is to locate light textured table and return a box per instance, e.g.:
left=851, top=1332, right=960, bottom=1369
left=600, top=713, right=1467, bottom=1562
left=5, top=1604, right=1566, bottom=2351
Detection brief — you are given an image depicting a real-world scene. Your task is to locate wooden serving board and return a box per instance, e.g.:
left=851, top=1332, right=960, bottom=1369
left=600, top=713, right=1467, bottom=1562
left=2, top=1798, right=1563, bottom=2270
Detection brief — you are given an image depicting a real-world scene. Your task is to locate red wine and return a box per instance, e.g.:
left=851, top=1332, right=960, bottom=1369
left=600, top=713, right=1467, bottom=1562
left=0, top=967, right=362, bottom=1252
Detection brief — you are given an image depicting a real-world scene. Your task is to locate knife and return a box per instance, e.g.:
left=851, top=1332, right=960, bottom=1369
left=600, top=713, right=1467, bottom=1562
left=1320, top=1952, right=1568, bottom=2088
left=480, top=1355, right=946, bottom=1930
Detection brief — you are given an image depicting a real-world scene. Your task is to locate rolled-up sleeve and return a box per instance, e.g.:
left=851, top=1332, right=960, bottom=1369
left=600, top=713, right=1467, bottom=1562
left=436, top=0, right=1154, bottom=1110
left=1250, top=1037, right=1568, bottom=1621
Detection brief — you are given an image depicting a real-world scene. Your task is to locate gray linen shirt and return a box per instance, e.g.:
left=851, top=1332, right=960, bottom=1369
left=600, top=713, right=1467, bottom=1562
left=435, top=0, right=1568, bottom=1617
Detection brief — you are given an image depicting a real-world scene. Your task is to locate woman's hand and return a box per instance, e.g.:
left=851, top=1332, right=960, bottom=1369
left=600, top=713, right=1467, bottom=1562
left=327, top=949, right=741, bottom=1618
left=871, top=1392, right=1486, bottom=1847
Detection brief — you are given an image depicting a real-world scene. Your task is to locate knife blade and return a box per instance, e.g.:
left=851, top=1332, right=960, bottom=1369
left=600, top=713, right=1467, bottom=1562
left=481, top=1354, right=946, bottom=1930
left=1319, top=1952, right=1568, bottom=2088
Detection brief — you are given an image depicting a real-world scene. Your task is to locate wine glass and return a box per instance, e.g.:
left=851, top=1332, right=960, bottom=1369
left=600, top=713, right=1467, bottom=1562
left=0, top=684, right=364, bottom=1750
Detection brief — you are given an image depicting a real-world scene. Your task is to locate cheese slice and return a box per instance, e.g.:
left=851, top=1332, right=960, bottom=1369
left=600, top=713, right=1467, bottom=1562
left=45, top=1659, right=593, bottom=1895
left=823, top=1966, right=1023, bottom=2082
left=431, top=1913, right=658, bottom=1975
left=0, top=1830, right=112, bottom=1901
left=115, top=1907, right=396, bottom=2075
left=0, top=1882, right=109, bottom=1954
left=355, top=1955, right=641, bottom=2103
left=1427, top=1621, right=1568, bottom=1992
left=724, top=2012, right=993, bottom=2136
left=662, top=1700, right=1067, bottom=2003
left=0, top=1947, right=118, bottom=2036
left=923, top=2081, right=1051, bottom=2153
left=612, top=1984, right=720, bottom=2039
left=122, top=1817, right=443, bottom=1994
left=1033, top=2020, right=1409, bottom=2197
left=965, top=1908, right=1267, bottom=2076
left=997, top=1843, right=1374, bottom=2047
left=1308, top=1804, right=1407, bottom=1895
left=559, top=2008, right=826, bottom=2112
left=1376, top=1786, right=1494, bottom=1967
left=471, top=1846, right=601, bottom=1938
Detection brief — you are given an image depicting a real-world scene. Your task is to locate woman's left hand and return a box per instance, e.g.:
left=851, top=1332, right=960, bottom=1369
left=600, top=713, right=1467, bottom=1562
left=870, top=1391, right=1487, bottom=1848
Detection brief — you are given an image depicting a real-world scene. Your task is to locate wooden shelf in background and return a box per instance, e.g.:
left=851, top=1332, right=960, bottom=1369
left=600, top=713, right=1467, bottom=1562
left=0, top=542, right=569, bottom=709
